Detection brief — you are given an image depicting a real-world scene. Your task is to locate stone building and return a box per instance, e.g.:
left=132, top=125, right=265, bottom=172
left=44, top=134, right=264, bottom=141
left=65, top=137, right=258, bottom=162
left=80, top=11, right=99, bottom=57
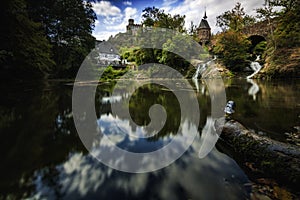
left=197, top=11, right=211, bottom=46
left=126, top=19, right=143, bottom=35
left=126, top=10, right=211, bottom=45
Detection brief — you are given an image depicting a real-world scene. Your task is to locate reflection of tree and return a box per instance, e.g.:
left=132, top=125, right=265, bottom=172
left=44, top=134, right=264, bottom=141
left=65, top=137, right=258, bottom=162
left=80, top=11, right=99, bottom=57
left=97, top=81, right=211, bottom=141
left=0, top=82, right=85, bottom=199
left=128, top=84, right=181, bottom=140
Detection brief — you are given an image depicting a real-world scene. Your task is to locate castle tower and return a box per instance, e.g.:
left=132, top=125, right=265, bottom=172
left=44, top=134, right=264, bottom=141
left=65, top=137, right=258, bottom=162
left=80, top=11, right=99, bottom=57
left=197, top=11, right=211, bottom=46
left=126, top=19, right=142, bottom=35
left=126, top=19, right=135, bottom=31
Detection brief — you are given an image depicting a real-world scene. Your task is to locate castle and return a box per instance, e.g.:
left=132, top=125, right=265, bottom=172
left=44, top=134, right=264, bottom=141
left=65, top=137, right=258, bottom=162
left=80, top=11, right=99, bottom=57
left=126, top=11, right=211, bottom=45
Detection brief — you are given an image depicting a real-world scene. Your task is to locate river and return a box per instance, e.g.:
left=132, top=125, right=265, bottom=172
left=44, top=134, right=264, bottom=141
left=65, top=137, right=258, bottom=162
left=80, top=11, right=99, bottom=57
left=0, top=78, right=299, bottom=199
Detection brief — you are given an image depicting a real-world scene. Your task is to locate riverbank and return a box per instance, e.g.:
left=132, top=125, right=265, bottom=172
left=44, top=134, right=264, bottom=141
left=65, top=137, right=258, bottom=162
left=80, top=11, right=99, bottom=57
left=209, top=47, right=299, bottom=79
left=258, top=47, right=300, bottom=79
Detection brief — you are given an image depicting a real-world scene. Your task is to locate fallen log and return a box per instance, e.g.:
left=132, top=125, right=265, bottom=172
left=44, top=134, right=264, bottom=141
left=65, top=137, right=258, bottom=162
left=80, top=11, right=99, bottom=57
left=215, top=118, right=300, bottom=187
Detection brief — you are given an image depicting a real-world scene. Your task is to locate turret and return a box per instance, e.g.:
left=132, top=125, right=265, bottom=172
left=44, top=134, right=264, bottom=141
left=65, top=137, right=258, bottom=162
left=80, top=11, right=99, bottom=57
left=197, top=10, right=211, bottom=46
left=128, top=19, right=134, bottom=25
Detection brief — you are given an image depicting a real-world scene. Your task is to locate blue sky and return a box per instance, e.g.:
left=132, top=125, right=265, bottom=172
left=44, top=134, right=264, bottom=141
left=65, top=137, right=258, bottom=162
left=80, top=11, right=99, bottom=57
left=92, top=0, right=265, bottom=41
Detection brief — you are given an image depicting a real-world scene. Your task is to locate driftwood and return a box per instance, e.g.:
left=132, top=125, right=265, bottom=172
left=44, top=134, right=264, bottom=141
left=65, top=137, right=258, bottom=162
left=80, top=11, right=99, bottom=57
left=215, top=118, right=300, bottom=186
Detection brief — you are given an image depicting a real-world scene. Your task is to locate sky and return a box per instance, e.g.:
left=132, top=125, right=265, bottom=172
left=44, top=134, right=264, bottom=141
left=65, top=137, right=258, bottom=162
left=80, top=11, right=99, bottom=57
left=91, top=0, right=265, bottom=41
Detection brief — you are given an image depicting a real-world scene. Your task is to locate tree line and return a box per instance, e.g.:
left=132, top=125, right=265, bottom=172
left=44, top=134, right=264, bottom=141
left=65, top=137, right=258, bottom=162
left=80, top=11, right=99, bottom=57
left=112, top=0, right=299, bottom=77
left=0, top=0, right=96, bottom=79
left=1, top=0, right=298, bottom=80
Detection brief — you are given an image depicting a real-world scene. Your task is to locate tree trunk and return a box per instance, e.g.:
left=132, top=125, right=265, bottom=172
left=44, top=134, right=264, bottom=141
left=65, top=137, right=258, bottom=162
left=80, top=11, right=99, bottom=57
left=215, top=118, right=300, bottom=187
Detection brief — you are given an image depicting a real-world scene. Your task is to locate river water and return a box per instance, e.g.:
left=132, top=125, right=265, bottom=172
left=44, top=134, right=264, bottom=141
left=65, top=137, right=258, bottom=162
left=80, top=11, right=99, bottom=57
left=0, top=78, right=299, bottom=199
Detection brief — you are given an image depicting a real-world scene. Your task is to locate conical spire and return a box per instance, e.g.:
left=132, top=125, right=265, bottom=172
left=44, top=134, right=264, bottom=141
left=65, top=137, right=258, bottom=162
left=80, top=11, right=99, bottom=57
left=203, top=10, right=207, bottom=19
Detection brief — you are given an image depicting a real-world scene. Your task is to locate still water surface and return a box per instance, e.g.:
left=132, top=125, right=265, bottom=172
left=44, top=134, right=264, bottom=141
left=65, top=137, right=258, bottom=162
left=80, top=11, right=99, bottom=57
left=0, top=78, right=299, bottom=199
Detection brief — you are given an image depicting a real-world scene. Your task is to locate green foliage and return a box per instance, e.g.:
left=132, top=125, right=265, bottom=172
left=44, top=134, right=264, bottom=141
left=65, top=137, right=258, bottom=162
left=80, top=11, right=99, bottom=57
left=253, top=41, right=267, bottom=56
left=142, top=7, right=186, bottom=32
left=188, top=21, right=198, bottom=40
left=100, top=66, right=128, bottom=81
left=0, top=0, right=96, bottom=79
left=273, top=2, right=300, bottom=48
left=256, top=0, right=300, bottom=77
left=213, top=3, right=255, bottom=71
left=0, top=0, right=55, bottom=77
left=212, top=30, right=251, bottom=71
left=216, top=2, right=255, bottom=31
left=27, top=0, right=96, bottom=77
left=115, top=9, right=193, bottom=74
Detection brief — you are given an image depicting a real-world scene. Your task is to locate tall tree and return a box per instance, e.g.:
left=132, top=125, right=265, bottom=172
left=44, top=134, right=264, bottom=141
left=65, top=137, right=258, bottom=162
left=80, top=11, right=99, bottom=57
left=142, top=7, right=185, bottom=32
left=256, top=1, right=279, bottom=50
left=271, top=0, right=300, bottom=47
left=27, top=0, right=97, bottom=77
left=0, top=0, right=54, bottom=77
left=216, top=2, right=255, bottom=31
left=212, top=30, right=251, bottom=71
left=213, top=3, right=253, bottom=71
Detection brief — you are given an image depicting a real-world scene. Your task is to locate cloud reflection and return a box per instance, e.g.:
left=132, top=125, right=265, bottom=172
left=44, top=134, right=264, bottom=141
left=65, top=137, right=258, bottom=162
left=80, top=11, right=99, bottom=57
left=30, top=134, right=251, bottom=199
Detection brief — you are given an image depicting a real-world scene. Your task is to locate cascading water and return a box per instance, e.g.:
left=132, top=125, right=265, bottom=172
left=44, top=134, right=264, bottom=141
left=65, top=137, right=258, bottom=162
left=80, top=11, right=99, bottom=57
left=193, top=63, right=206, bottom=80
left=192, top=56, right=216, bottom=92
left=247, top=55, right=262, bottom=79
left=193, top=56, right=217, bottom=80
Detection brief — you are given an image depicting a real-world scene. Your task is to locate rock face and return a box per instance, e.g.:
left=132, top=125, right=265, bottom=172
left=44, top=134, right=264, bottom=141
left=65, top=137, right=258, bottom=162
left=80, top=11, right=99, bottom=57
left=201, top=62, right=232, bottom=79
left=215, top=118, right=300, bottom=187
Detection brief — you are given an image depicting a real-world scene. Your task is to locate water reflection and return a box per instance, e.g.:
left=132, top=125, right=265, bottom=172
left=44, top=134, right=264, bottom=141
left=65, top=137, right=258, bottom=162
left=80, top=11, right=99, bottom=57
left=192, top=78, right=207, bottom=95
left=247, top=79, right=260, bottom=101
left=225, top=79, right=300, bottom=141
left=198, top=117, right=220, bottom=158
left=0, top=79, right=299, bottom=199
left=30, top=141, right=250, bottom=200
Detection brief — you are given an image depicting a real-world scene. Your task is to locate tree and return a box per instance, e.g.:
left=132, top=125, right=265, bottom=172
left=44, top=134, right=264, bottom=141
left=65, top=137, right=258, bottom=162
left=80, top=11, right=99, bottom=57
left=142, top=7, right=185, bottom=32
left=27, top=0, right=97, bottom=77
left=0, top=0, right=54, bottom=77
left=213, top=3, right=254, bottom=71
left=0, top=0, right=96, bottom=79
left=212, top=30, right=251, bottom=71
left=256, top=0, right=280, bottom=50
left=271, top=0, right=300, bottom=47
left=141, top=7, right=160, bottom=27
left=188, top=21, right=197, bottom=39
left=216, top=2, right=255, bottom=31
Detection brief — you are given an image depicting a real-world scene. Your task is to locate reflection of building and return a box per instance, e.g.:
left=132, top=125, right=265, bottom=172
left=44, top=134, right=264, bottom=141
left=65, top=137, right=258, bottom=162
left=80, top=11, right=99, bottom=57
left=126, top=19, right=143, bottom=35
left=197, top=11, right=211, bottom=46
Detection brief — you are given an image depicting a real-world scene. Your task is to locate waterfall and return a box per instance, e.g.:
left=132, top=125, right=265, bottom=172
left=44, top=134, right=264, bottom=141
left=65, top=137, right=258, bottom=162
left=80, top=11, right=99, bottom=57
left=247, top=56, right=262, bottom=79
left=193, top=63, right=206, bottom=79
left=193, top=56, right=216, bottom=80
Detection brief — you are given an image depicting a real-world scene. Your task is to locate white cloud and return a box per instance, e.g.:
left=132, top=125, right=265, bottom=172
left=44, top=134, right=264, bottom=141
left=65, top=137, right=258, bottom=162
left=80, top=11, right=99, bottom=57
left=123, top=1, right=132, bottom=6
left=162, top=0, right=265, bottom=34
left=92, top=1, right=121, bottom=17
left=93, top=31, right=116, bottom=41
left=92, top=5, right=140, bottom=41
left=92, top=0, right=266, bottom=41
left=124, top=7, right=138, bottom=19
